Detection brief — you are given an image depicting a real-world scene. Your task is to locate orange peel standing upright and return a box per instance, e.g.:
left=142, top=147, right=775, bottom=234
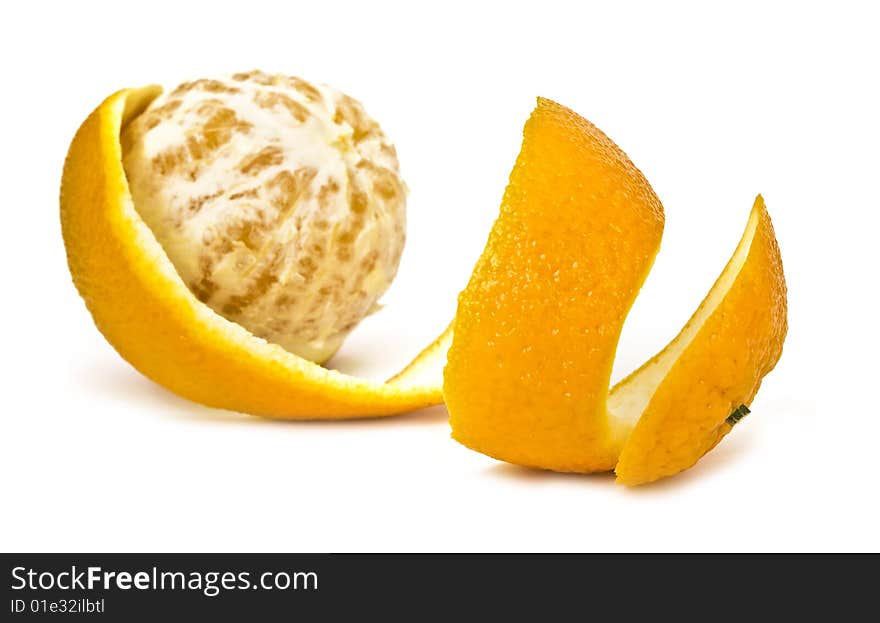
left=444, top=98, right=665, bottom=473
left=444, top=98, right=787, bottom=485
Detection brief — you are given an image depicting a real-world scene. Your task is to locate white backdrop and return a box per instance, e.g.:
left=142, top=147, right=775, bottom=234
left=1, top=0, right=877, bottom=552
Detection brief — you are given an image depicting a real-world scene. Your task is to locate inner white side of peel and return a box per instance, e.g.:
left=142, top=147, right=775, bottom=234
left=605, top=206, right=759, bottom=443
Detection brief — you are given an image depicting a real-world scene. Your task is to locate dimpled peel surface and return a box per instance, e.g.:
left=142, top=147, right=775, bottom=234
left=614, top=198, right=787, bottom=485
left=444, top=98, right=665, bottom=472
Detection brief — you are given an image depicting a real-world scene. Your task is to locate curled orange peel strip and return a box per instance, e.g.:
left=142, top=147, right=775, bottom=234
left=445, top=98, right=787, bottom=484
left=62, top=90, right=786, bottom=484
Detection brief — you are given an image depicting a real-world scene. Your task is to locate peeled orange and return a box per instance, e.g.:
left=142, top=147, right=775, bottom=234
left=61, top=86, right=447, bottom=419
left=120, top=71, right=407, bottom=364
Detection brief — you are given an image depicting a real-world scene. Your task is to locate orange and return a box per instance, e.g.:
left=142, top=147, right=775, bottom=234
left=61, top=87, right=447, bottom=419
left=62, top=86, right=787, bottom=484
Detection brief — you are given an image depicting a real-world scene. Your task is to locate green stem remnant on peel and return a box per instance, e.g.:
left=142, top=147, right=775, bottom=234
left=726, top=404, right=751, bottom=427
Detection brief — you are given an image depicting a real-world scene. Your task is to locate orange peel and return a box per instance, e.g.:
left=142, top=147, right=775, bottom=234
left=612, top=196, right=787, bottom=485
left=444, top=98, right=665, bottom=473
left=62, top=87, right=787, bottom=484
left=61, top=87, right=448, bottom=419
left=444, top=98, right=787, bottom=484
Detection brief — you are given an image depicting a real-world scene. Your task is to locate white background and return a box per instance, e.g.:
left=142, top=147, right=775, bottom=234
left=1, top=1, right=877, bottom=552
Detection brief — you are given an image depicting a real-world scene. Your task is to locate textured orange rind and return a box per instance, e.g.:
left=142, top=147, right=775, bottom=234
left=613, top=196, right=787, bottom=485
left=444, top=98, right=787, bottom=484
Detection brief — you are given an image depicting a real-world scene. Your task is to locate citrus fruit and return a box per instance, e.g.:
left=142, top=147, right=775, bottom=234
left=444, top=98, right=787, bottom=484
left=61, top=84, right=446, bottom=419
left=121, top=71, right=406, bottom=363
